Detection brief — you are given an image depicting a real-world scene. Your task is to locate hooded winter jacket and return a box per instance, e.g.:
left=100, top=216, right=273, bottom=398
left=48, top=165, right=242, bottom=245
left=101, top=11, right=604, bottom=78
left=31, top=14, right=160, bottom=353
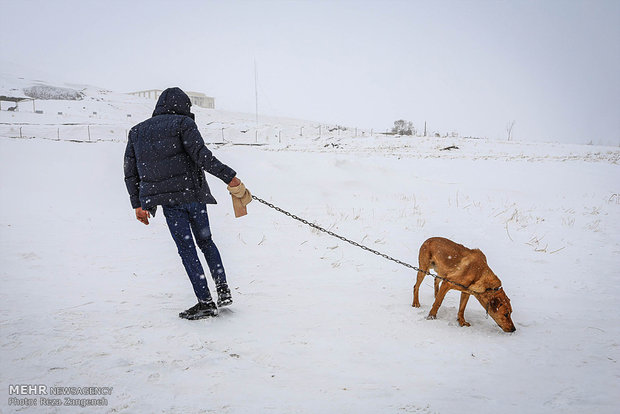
left=124, top=87, right=236, bottom=210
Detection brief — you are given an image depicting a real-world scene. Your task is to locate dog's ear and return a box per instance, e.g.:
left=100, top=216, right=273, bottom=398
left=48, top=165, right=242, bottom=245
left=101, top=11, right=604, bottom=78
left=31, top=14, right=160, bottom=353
left=489, top=297, right=501, bottom=312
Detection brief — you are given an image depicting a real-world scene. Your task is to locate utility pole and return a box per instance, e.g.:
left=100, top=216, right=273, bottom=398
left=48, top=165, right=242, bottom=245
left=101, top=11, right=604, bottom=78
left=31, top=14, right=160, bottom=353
left=254, top=59, right=259, bottom=128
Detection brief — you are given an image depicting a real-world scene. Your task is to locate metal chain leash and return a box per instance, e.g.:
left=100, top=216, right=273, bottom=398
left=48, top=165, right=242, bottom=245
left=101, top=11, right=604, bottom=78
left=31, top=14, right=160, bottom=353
left=251, top=195, right=483, bottom=293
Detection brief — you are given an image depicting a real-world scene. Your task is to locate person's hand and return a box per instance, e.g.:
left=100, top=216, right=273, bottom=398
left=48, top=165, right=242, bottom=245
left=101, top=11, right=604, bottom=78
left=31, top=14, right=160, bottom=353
left=227, top=179, right=252, bottom=207
left=229, top=176, right=241, bottom=187
left=135, top=207, right=151, bottom=225
left=227, top=178, right=252, bottom=218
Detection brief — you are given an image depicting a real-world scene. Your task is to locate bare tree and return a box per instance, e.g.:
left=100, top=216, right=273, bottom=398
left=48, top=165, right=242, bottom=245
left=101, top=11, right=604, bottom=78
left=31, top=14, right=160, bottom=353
left=506, top=120, right=516, bottom=141
left=392, top=119, right=414, bottom=136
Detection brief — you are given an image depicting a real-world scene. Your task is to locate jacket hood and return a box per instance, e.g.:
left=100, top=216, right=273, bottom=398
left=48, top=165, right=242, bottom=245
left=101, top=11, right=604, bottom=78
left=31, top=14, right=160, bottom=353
left=152, top=87, right=194, bottom=119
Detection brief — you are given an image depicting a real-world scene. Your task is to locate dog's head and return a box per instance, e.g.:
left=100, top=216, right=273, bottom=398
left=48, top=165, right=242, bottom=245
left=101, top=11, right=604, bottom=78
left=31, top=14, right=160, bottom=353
left=486, top=289, right=516, bottom=332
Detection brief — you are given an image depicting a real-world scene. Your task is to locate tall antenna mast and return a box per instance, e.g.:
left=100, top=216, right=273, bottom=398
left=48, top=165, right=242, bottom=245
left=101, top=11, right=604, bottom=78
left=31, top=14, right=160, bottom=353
left=254, top=58, right=259, bottom=127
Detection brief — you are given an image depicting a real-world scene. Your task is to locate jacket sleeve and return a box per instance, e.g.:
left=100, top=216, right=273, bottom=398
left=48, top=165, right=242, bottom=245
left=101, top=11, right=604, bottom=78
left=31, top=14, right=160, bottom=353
left=123, top=131, right=141, bottom=209
left=180, top=117, right=237, bottom=184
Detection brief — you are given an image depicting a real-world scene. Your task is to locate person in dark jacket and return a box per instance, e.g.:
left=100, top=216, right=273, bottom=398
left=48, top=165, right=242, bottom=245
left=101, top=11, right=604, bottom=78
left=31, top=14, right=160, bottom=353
left=124, top=87, right=252, bottom=320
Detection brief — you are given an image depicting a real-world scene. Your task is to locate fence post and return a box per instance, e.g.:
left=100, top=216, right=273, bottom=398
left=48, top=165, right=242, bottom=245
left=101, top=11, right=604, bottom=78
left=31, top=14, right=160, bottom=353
left=278, top=130, right=281, bottom=143
left=57, top=128, right=60, bottom=141
left=87, top=125, right=91, bottom=142
left=20, top=127, right=22, bottom=138
left=300, top=126, right=304, bottom=137
left=221, top=128, right=225, bottom=142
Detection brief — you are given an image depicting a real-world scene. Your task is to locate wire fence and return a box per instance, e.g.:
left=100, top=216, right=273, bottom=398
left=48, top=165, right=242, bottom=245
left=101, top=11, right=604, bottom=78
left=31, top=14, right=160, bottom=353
left=0, top=124, right=126, bottom=143
left=0, top=123, right=378, bottom=145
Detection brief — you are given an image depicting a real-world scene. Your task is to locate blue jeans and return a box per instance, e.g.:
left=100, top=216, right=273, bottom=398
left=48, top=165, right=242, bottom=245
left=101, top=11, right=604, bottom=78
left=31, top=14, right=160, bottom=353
left=162, top=202, right=227, bottom=302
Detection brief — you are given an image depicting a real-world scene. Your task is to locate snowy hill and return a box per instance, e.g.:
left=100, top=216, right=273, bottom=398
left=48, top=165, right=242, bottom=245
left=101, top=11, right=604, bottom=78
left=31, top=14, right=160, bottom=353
left=2, top=73, right=618, bottom=159
left=0, top=73, right=336, bottom=145
left=1, top=74, right=619, bottom=413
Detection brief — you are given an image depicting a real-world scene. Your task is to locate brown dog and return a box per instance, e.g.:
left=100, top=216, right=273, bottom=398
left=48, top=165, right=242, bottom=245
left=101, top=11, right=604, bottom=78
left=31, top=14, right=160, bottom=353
left=412, top=237, right=516, bottom=332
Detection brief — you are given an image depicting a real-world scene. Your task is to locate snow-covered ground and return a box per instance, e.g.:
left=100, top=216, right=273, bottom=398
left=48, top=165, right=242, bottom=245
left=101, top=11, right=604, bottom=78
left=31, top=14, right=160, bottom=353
left=1, top=76, right=619, bottom=413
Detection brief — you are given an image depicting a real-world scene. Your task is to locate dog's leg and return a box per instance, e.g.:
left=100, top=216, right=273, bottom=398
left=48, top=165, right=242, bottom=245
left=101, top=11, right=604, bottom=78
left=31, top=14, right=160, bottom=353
left=412, top=270, right=426, bottom=307
left=427, top=281, right=451, bottom=320
left=414, top=243, right=433, bottom=307
left=434, top=277, right=440, bottom=298
left=457, top=292, right=471, bottom=327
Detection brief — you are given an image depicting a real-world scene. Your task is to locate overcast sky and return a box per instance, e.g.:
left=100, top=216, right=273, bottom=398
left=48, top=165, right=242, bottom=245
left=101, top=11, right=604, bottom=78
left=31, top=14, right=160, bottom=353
left=1, top=0, right=619, bottom=144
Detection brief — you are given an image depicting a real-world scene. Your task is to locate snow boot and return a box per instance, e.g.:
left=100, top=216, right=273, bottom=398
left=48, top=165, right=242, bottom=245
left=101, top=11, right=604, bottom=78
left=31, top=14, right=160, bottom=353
left=216, top=284, right=233, bottom=307
left=179, top=300, right=218, bottom=320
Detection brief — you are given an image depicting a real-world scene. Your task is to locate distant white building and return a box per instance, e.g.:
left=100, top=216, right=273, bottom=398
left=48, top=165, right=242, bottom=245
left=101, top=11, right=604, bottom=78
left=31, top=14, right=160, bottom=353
left=129, top=89, right=215, bottom=109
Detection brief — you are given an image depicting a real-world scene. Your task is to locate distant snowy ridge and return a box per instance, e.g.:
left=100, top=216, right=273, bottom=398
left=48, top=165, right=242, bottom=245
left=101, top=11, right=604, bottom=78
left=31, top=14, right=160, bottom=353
left=1, top=72, right=619, bottom=164
left=23, top=84, right=84, bottom=100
